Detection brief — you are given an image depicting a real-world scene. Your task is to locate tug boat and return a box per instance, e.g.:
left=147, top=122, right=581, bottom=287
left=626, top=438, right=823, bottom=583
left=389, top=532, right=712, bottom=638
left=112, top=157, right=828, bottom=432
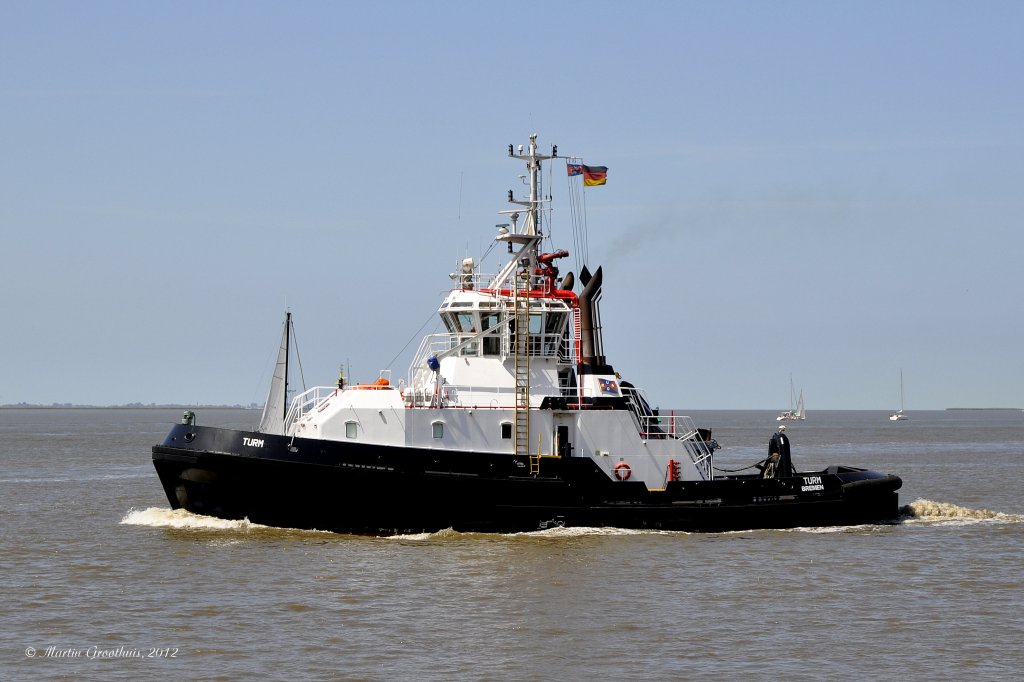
left=152, top=135, right=902, bottom=534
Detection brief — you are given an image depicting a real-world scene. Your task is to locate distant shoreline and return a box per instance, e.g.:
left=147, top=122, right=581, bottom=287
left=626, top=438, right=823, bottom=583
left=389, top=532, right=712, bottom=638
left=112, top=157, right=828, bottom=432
left=944, top=407, right=1022, bottom=411
left=0, top=405, right=259, bottom=410
left=3, top=404, right=1019, bottom=412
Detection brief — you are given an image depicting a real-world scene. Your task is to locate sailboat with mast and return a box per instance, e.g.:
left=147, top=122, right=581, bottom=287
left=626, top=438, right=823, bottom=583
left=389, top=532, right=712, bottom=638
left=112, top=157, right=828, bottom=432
left=777, top=375, right=806, bottom=421
left=151, top=134, right=901, bottom=534
left=889, top=369, right=909, bottom=421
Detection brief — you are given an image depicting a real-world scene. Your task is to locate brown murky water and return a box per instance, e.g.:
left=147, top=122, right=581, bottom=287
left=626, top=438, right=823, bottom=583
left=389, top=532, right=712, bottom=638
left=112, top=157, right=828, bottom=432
left=3, top=408, right=1022, bottom=680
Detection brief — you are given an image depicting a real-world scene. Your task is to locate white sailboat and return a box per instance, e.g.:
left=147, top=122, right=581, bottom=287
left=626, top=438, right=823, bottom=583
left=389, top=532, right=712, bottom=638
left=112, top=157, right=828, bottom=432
left=777, top=375, right=806, bottom=421
left=889, top=370, right=908, bottom=421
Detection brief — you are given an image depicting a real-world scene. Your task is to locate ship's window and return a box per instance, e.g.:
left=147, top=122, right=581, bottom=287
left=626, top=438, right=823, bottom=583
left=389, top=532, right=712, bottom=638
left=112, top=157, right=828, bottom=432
left=480, top=312, right=500, bottom=333
left=345, top=421, right=357, bottom=438
left=525, top=314, right=544, bottom=355
left=481, top=312, right=500, bottom=355
left=432, top=421, right=444, bottom=439
left=501, top=422, right=512, bottom=439
left=456, top=312, right=475, bottom=333
left=544, top=312, right=566, bottom=354
left=441, top=313, right=457, bottom=333
left=545, top=312, right=566, bottom=334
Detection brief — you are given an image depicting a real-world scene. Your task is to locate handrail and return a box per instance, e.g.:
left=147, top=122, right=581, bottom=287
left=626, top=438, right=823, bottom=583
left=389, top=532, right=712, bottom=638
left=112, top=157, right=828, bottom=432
left=634, top=413, right=715, bottom=479
left=621, top=386, right=714, bottom=480
left=288, top=379, right=714, bottom=477
left=284, top=386, right=337, bottom=431
left=406, top=328, right=569, bottom=388
left=456, top=271, right=557, bottom=292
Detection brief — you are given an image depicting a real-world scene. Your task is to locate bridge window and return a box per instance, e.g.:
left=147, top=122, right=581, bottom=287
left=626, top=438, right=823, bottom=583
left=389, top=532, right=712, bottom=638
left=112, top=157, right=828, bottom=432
left=544, top=312, right=567, bottom=354
left=545, top=312, right=566, bottom=335
left=455, top=312, right=475, bottom=333
left=481, top=312, right=500, bottom=355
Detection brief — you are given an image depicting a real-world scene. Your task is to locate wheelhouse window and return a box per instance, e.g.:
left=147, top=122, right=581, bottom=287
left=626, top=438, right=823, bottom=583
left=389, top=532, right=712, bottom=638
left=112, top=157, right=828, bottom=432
left=345, top=421, right=357, bottom=438
left=432, top=421, right=444, bottom=439
left=442, top=310, right=478, bottom=333
left=481, top=312, right=500, bottom=355
left=544, top=312, right=566, bottom=355
left=528, top=313, right=543, bottom=354
left=443, top=310, right=480, bottom=356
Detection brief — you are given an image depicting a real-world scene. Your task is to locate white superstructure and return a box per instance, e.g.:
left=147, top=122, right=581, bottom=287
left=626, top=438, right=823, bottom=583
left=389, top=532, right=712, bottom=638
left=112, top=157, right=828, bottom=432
left=279, top=135, right=716, bottom=489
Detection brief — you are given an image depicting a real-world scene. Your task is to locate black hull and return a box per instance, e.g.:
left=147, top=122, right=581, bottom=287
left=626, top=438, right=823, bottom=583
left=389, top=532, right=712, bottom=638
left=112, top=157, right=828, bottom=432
left=152, top=424, right=902, bottom=535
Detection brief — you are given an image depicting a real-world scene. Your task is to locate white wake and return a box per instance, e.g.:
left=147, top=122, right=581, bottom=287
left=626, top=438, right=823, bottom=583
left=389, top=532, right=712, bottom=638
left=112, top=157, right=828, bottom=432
left=900, top=498, right=1024, bottom=524
left=120, top=507, right=269, bottom=531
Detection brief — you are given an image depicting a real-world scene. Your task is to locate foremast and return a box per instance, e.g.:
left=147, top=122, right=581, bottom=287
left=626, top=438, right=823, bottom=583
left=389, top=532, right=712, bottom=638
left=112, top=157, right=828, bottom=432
left=496, top=134, right=558, bottom=458
left=492, top=134, right=556, bottom=291
left=258, top=311, right=292, bottom=435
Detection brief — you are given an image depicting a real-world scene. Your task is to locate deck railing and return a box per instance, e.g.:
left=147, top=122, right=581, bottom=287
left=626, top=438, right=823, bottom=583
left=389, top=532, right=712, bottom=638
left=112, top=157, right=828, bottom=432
left=286, top=374, right=714, bottom=479
left=407, top=330, right=569, bottom=389
left=284, top=386, right=337, bottom=431
left=622, top=386, right=714, bottom=479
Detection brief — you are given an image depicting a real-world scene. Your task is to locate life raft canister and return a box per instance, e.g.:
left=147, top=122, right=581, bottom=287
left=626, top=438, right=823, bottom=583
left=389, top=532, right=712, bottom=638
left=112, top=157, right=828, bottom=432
left=614, top=462, right=632, bottom=481
left=353, top=377, right=392, bottom=390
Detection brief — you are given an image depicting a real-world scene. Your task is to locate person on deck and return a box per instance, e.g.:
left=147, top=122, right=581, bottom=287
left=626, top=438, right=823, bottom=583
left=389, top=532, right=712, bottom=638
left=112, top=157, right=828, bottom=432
left=760, top=425, right=794, bottom=479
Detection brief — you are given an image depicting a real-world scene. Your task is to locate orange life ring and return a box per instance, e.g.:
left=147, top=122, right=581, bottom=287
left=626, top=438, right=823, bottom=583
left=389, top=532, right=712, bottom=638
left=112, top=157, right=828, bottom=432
left=614, top=462, right=631, bottom=481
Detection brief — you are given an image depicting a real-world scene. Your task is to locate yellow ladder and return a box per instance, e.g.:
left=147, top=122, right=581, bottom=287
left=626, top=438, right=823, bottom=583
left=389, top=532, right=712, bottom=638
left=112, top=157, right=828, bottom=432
left=513, top=271, right=531, bottom=460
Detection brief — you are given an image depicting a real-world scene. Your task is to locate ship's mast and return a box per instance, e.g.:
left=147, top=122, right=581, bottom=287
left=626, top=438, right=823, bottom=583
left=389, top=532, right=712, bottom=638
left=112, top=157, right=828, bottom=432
left=283, top=311, right=291, bottom=421
left=513, top=133, right=543, bottom=236
left=495, top=135, right=557, bottom=461
left=493, top=134, right=557, bottom=289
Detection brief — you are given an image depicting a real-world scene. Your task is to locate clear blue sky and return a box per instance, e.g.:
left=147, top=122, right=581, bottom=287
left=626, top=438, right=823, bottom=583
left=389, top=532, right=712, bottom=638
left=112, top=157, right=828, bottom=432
left=3, top=1, right=1021, bottom=409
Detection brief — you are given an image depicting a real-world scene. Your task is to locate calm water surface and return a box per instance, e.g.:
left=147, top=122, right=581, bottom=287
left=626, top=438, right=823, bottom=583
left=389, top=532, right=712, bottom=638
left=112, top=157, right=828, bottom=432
left=2, top=408, right=1022, bottom=680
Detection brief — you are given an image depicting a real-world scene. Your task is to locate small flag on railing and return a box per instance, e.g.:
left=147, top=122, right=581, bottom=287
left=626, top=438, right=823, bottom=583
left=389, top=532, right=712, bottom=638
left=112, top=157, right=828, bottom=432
left=566, top=163, right=584, bottom=176
left=582, top=165, right=608, bottom=186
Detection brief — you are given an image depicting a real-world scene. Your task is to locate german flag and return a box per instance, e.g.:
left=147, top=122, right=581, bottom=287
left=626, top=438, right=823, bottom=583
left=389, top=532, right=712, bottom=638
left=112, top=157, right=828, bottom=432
left=582, top=165, right=608, bottom=186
